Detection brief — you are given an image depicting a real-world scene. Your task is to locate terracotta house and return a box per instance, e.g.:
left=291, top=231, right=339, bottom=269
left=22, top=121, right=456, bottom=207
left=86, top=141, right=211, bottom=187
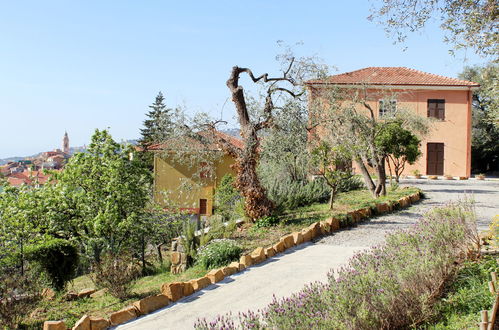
left=306, top=67, right=480, bottom=178
left=151, top=131, right=242, bottom=216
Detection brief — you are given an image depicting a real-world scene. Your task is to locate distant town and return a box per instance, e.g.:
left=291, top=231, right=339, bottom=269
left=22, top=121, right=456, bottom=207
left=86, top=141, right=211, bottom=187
left=1, top=132, right=74, bottom=187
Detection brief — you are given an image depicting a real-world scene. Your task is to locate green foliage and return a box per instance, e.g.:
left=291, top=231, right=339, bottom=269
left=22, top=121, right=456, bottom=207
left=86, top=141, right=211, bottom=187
left=214, top=174, right=243, bottom=221
left=53, top=129, right=152, bottom=260
left=26, top=238, right=78, bottom=291
left=180, top=220, right=200, bottom=266
left=254, top=215, right=279, bottom=228
left=376, top=120, right=422, bottom=183
left=427, top=256, right=497, bottom=329
left=196, top=239, right=242, bottom=269
left=369, top=0, right=498, bottom=59
left=460, top=64, right=499, bottom=171
left=311, top=142, right=354, bottom=210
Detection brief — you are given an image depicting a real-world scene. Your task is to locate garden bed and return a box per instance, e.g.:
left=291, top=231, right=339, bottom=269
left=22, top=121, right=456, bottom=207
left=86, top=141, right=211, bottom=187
left=35, top=187, right=420, bottom=328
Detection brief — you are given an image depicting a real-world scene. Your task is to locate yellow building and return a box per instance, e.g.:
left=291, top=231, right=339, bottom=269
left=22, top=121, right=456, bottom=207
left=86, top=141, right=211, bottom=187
left=151, top=132, right=242, bottom=216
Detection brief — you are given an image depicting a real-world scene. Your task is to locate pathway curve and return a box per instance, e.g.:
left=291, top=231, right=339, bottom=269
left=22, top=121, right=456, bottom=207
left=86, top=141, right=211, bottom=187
left=116, top=179, right=499, bottom=329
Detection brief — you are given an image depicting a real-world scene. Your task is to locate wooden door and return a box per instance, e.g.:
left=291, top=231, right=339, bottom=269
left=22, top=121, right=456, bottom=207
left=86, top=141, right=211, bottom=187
left=427, top=143, right=444, bottom=175
left=199, top=199, right=207, bottom=215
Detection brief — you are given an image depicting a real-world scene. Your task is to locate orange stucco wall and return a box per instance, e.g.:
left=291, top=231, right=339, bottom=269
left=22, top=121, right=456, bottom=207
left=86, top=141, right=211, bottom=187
left=309, top=87, right=473, bottom=177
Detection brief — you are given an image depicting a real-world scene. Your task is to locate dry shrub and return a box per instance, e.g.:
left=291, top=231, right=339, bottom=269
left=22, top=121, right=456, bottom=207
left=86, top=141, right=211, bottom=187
left=0, top=268, right=41, bottom=329
left=90, top=253, right=140, bottom=300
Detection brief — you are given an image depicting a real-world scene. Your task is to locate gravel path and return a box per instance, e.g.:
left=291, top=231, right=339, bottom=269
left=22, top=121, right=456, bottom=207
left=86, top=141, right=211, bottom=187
left=116, top=179, right=498, bottom=330
left=318, top=178, right=499, bottom=247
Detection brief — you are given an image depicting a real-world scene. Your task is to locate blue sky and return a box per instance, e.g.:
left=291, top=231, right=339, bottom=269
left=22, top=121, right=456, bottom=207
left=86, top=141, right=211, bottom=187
left=0, top=1, right=488, bottom=158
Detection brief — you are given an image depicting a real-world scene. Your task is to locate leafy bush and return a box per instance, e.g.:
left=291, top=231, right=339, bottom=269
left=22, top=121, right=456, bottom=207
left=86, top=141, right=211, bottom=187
left=90, top=252, right=140, bottom=300
left=426, top=256, right=497, bottom=329
left=214, top=174, right=244, bottom=221
left=0, top=267, right=41, bottom=329
left=196, top=239, right=242, bottom=269
left=265, top=176, right=364, bottom=211
left=25, top=238, right=79, bottom=291
left=196, top=201, right=478, bottom=329
left=254, top=215, right=279, bottom=228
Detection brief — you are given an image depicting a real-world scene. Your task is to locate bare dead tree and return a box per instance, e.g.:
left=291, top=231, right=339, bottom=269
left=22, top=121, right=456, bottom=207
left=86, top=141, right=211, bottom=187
left=204, top=60, right=303, bottom=221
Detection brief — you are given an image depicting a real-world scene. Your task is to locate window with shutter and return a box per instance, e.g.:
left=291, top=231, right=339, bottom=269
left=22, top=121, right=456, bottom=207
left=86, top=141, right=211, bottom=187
left=379, top=99, right=397, bottom=117
left=427, top=99, right=445, bottom=120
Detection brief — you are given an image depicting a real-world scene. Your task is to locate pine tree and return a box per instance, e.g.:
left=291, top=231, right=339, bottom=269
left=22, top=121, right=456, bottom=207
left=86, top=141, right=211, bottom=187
left=139, top=92, right=173, bottom=148
left=139, top=92, right=174, bottom=169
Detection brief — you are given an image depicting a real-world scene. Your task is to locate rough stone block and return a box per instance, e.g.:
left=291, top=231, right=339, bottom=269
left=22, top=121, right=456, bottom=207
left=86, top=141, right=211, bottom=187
left=459, top=176, right=468, bottom=180
left=182, top=282, right=194, bottom=297
left=171, top=252, right=181, bottom=265
left=132, top=294, right=169, bottom=315
left=280, top=234, right=295, bottom=249
left=109, top=306, right=138, bottom=326
left=376, top=202, right=392, bottom=214
left=273, top=241, right=285, bottom=253
left=206, top=268, right=225, bottom=284
left=43, top=321, right=66, bottom=330
left=78, top=288, right=96, bottom=299
left=240, top=254, right=253, bottom=268
left=308, top=222, right=321, bottom=238
left=90, top=288, right=107, bottom=298
left=347, top=211, right=361, bottom=223
left=399, top=196, right=411, bottom=207
left=301, top=228, right=312, bottom=242
left=325, top=217, right=340, bottom=231
left=229, top=261, right=244, bottom=272
left=251, top=247, right=266, bottom=264
left=264, top=246, right=276, bottom=258
left=292, top=232, right=304, bottom=245
left=72, top=314, right=90, bottom=330
left=221, top=265, right=238, bottom=276
left=320, top=221, right=331, bottom=235
left=160, top=282, right=184, bottom=302
left=357, top=207, right=372, bottom=219
left=89, top=317, right=110, bottom=330
left=189, top=277, right=211, bottom=291
left=409, top=193, right=420, bottom=203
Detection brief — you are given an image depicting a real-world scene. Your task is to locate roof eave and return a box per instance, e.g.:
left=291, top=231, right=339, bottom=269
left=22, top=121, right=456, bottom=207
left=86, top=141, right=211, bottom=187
left=305, top=82, right=480, bottom=91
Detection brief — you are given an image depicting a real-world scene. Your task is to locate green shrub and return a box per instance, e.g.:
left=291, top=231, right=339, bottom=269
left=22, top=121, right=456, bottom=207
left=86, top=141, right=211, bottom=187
left=254, top=215, right=279, bottom=228
left=265, top=176, right=364, bottom=211
left=196, top=239, right=242, bottom=269
left=25, top=238, right=78, bottom=291
left=214, top=174, right=244, bottom=221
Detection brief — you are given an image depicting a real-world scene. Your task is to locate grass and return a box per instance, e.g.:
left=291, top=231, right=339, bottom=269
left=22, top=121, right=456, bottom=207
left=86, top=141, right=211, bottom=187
left=24, top=186, right=420, bottom=328
left=422, top=256, right=498, bottom=329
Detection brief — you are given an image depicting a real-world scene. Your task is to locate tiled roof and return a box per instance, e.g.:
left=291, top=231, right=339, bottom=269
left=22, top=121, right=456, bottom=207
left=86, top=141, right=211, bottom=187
left=6, top=170, right=56, bottom=186
left=148, top=130, right=244, bottom=152
left=307, top=67, right=480, bottom=87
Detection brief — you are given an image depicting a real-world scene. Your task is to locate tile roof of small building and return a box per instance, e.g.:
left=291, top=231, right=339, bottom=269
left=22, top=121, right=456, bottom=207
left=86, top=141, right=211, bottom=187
left=307, top=67, right=480, bottom=87
left=148, top=130, right=244, bottom=152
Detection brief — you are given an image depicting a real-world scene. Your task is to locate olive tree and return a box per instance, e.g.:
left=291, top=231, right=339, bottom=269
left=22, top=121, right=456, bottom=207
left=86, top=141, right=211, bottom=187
left=369, top=0, right=498, bottom=59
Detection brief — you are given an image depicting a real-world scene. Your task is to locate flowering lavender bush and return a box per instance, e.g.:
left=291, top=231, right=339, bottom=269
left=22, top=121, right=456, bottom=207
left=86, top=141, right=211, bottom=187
left=195, top=201, right=478, bottom=329
left=196, top=239, right=242, bottom=269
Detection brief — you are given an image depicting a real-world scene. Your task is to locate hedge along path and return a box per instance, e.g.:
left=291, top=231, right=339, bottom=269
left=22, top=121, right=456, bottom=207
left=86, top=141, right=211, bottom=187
left=43, top=191, right=423, bottom=330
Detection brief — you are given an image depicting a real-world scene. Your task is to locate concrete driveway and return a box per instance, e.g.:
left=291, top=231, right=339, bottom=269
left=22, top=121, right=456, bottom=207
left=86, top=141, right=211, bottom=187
left=116, top=179, right=499, bottom=329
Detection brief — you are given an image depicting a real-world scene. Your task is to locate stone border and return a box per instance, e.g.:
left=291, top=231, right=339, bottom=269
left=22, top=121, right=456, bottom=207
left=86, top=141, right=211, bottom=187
left=43, top=190, right=423, bottom=330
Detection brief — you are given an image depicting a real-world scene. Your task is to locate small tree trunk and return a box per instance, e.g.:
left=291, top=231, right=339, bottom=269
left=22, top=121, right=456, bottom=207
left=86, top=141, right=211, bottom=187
left=386, top=157, right=394, bottom=187
left=356, top=159, right=376, bottom=196
left=156, top=243, right=163, bottom=264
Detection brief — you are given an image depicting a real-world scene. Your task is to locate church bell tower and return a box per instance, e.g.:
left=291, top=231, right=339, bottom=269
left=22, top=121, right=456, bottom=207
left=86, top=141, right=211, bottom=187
left=62, top=131, right=69, bottom=154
